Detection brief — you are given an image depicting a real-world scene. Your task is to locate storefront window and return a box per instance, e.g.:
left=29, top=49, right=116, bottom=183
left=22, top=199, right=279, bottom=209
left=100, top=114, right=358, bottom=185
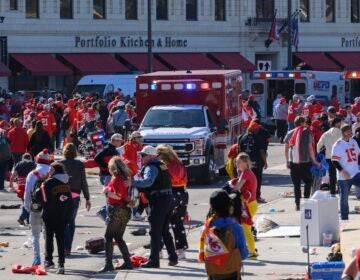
left=351, top=0, right=360, bottom=22
left=60, top=0, right=73, bottom=19
left=186, top=0, right=197, bottom=21
left=300, top=0, right=310, bottom=22
left=326, top=0, right=335, bottom=22
left=93, top=0, right=106, bottom=19
left=256, top=0, right=274, bottom=19
left=26, top=0, right=39, bottom=18
left=156, top=0, right=168, bottom=20
left=10, top=0, right=18, bottom=10
left=215, top=0, right=226, bottom=21
left=126, top=0, right=138, bottom=20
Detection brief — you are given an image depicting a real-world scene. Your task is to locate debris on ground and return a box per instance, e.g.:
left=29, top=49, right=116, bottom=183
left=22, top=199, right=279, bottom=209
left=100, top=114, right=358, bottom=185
left=0, top=204, right=21, bottom=209
left=0, top=242, right=9, bottom=247
left=76, top=246, right=84, bottom=251
left=255, top=215, right=279, bottom=233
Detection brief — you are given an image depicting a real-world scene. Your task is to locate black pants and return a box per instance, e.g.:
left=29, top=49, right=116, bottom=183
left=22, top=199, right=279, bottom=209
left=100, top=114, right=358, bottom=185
left=275, top=119, right=288, bottom=142
left=105, top=206, right=131, bottom=265
left=44, top=219, right=67, bottom=265
left=326, top=159, right=337, bottom=195
left=171, top=189, right=189, bottom=250
left=148, top=192, right=177, bottom=265
left=290, top=162, right=313, bottom=206
left=251, top=162, right=264, bottom=199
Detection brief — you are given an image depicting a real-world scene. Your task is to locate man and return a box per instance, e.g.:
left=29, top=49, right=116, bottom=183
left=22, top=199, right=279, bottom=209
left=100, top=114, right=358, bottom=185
left=301, top=95, right=316, bottom=120
left=273, top=98, right=288, bottom=143
left=7, top=118, right=29, bottom=166
left=0, top=124, right=10, bottom=191
left=272, top=93, right=283, bottom=115
left=132, top=145, right=178, bottom=268
left=287, top=94, right=302, bottom=131
left=352, top=97, right=360, bottom=116
left=238, top=121, right=268, bottom=203
left=112, top=101, right=129, bottom=137
left=285, top=116, right=320, bottom=211
left=24, top=149, right=52, bottom=265
left=316, top=118, right=342, bottom=196
left=331, top=125, right=360, bottom=220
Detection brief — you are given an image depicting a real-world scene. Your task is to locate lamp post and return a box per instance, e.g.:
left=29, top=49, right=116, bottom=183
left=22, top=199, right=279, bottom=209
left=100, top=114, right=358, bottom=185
left=147, top=0, right=153, bottom=73
left=287, top=0, right=292, bottom=70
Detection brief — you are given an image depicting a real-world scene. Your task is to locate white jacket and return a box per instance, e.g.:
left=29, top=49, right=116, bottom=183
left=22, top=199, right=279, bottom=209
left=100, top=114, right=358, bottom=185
left=316, top=127, right=342, bottom=159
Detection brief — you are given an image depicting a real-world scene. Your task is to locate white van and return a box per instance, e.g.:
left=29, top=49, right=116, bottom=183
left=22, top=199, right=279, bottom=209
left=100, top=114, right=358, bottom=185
left=73, top=74, right=137, bottom=97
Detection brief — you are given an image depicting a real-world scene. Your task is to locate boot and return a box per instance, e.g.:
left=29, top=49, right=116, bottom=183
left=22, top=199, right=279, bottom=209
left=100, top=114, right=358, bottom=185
left=98, top=263, right=114, bottom=273
left=98, top=239, right=115, bottom=273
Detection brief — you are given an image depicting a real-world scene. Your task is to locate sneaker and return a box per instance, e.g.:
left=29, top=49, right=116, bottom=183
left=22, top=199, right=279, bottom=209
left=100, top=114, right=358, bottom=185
left=17, top=218, right=25, bottom=226
left=132, top=212, right=145, bottom=221
left=176, top=249, right=186, bottom=260
left=115, top=262, right=133, bottom=270
left=247, top=253, right=258, bottom=260
left=168, top=259, right=178, bottom=266
left=32, top=256, right=41, bottom=266
left=257, top=197, right=267, bottom=203
left=44, top=260, right=55, bottom=269
left=56, top=266, right=65, bottom=274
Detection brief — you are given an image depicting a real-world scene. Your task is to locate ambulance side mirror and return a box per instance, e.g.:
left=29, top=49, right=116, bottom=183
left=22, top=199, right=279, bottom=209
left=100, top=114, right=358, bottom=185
left=219, top=119, right=229, bottom=131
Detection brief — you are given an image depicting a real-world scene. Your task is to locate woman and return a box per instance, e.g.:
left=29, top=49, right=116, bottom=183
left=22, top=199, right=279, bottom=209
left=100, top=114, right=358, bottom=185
left=59, top=143, right=91, bottom=256
left=28, top=121, right=53, bottom=157
left=352, top=112, right=360, bottom=134
left=41, top=162, right=72, bottom=274
left=98, top=157, right=133, bottom=272
left=157, top=144, right=189, bottom=259
left=232, top=153, right=258, bottom=260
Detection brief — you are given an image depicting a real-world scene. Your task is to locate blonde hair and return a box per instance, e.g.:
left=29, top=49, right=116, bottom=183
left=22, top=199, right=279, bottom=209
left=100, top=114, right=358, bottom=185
left=108, top=156, right=131, bottom=179
left=156, top=144, right=182, bottom=164
left=235, top=152, right=252, bottom=169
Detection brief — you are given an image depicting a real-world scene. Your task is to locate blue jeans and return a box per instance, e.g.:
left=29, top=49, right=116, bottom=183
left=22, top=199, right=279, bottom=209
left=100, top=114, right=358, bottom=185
left=0, top=160, right=8, bottom=190
left=288, top=121, right=295, bottom=131
left=19, top=206, right=29, bottom=222
left=99, top=175, right=111, bottom=221
left=64, top=197, right=80, bottom=251
left=338, top=173, right=360, bottom=220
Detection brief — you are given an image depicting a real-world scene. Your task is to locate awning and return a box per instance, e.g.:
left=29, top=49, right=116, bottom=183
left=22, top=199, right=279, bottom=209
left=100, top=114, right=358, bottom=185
left=294, top=52, right=341, bottom=71
left=157, top=53, right=221, bottom=70
left=210, top=52, right=256, bottom=72
left=11, top=54, right=72, bottom=76
left=117, top=53, right=168, bottom=71
left=0, top=61, right=10, bottom=76
left=60, top=54, right=128, bottom=74
left=327, top=52, right=360, bottom=70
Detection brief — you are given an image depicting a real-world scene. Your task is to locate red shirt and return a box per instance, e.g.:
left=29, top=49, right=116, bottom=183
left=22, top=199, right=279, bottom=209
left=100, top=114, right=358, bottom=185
left=288, top=102, right=299, bottom=122
left=7, top=127, right=29, bottom=153
left=239, top=169, right=257, bottom=203
left=122, top=140, right=143, bottom=176
left=36, top=111, right=56, bottom=137
left=106, top=177, right=129, bottom=207
left=167, top=161, right=188, bottom=188
left=302, top=103, right=315, bottom=120
left=352, top=103, right=360, bottom=115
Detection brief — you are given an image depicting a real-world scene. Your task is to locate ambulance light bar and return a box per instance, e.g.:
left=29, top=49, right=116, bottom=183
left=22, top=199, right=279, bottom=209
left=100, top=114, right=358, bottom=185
left=142, top=79, right=217, bottom=91
left=254, top=71, right=304, bottom=79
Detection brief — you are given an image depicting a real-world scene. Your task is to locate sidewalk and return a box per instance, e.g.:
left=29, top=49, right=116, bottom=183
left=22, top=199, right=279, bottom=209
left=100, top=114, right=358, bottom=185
left=116, top=193, right=360, bottom=280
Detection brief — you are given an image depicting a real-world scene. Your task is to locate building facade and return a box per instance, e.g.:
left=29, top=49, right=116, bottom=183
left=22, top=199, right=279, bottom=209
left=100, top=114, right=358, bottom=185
left=0, top=0, right=358, bottom=93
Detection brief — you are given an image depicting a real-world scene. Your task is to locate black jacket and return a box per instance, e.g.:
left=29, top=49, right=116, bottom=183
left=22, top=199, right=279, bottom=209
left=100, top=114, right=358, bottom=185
left=94, top=143, right=118, bottom=175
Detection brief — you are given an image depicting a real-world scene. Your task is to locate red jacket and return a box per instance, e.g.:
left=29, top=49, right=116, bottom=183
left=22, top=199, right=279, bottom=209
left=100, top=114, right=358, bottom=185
left=167, top=161, right=188, bottom=188
left=122, top=140, right=143, bottom=176
left=352, top=103, right=360, bottom=115
left=7, top=127, right=29, bottom=153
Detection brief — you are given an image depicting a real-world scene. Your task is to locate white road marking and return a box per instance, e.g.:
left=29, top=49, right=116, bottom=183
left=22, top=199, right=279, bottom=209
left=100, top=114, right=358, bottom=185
left=267, top=163, right=287, bottom=170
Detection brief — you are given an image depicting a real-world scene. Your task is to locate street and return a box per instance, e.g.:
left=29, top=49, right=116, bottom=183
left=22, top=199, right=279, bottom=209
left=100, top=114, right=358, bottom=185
left=0, top=143, right=349, bottom=279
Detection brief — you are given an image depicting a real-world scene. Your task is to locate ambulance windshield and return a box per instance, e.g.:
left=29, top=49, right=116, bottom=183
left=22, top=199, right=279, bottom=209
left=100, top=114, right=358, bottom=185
left=142, top=109, right=205, bottom=128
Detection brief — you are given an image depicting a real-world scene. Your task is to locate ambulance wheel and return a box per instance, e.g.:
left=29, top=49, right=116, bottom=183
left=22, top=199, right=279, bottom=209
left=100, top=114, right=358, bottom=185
left=200, top=154, right=216, bottom=185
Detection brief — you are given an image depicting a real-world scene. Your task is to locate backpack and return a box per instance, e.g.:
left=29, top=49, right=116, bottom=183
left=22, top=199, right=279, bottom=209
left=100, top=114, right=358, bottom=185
left=203, top=220, right=242, bottom=276
left=30, top=171, right=48, bottom=213
left=60, top=113, right=70, bottom=130
left=0, top=133, right=10, bottom=161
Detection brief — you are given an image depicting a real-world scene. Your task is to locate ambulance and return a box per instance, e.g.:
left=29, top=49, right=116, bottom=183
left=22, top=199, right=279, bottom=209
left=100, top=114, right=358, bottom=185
left=250, top=70, right=345, bottom=117
left=135, top=70, right=243, bottom=184
left=344, top=71, right=360, bottom=103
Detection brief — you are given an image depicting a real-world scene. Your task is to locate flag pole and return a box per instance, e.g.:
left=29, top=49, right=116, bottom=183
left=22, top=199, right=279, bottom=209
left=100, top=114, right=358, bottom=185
left=287, top=0, right=292, bottom=70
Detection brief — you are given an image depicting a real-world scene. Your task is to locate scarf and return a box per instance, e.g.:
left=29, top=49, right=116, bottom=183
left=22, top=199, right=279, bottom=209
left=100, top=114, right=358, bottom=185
left=289, top=126, right=306, bottom=164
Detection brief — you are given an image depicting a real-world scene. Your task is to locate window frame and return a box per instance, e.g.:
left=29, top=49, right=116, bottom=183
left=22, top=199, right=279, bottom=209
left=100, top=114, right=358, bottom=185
left=156, top=0, right=168, bottom=20
left=93, top=0, right=106, bottom=19
left=255, top=0, right=274, bottom=19
left=186, top=0, right=198, bottom=21
left=60, top=0, right=73, bottom=19
left=351, top=0, right=360, bottom=23
left=125, top=0, right=138, bottom=20
left=10, top=0, right=18, bottom=10
left=215, top=0, right=226, bottom=21
left=326, top=0, right=335, bottom=22
left=26, top=0, right=39, bottom=19
left=300, top=0, right=310, bottom=22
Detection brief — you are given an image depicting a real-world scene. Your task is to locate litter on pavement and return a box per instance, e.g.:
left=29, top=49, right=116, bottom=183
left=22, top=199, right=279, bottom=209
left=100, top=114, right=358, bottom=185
left=257, top=225, right=300, bottom=238
left=0, top=204, right=21, bottom=209
left=255, top=215, right=279, bottom=233
left=0, top=242, right=9, bottom=247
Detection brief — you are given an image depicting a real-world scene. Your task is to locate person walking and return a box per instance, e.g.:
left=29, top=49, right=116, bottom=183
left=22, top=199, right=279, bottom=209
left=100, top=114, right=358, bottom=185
left=59, top=143, right=91, bottom=255
left=24, top=149, right=52, bottom=265
left=41, top=162, right=72, bottom=274
left=316, top=118, right=342, bottom=196
left=9, top=153, right=36, bottom=225
left=284, top=116, right=320, bottom=211
left=132, top=145, right=178, bottom=268
left=287, top=94, right=302, bottom=131
left=98, top=157, right=133, bottom=272
left=273, top=98, right=288, bottom=143
left=157, top=144, right=189, bottom=260
left=28, top=121, right=53, bottom=157
left=7, top=118, right=29, bottom=166
left=331, top=125, right=360, bottom=220
left=0, top=124, right=10, bottom=191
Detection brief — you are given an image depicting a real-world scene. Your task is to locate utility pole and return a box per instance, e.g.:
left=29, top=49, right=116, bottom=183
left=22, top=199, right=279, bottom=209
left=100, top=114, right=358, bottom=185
left=287, top=0, right=292, bottom=70
left=147, top=0, right=153, bottom=73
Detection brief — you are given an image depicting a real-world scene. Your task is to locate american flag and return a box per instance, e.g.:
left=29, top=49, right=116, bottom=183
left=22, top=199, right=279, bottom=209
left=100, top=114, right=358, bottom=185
left=292, top=15, right=299, bottom=51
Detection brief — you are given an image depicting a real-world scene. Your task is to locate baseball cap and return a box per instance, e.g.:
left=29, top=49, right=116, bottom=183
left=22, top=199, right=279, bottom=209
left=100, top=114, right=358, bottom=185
left=141, top=145, right=157, bottom=156
left=117, top=101, right=125, bottom=107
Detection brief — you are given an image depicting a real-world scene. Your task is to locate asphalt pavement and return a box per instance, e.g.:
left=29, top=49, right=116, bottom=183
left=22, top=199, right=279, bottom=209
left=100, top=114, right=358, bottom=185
left=1, top=143, right=357, bottom=279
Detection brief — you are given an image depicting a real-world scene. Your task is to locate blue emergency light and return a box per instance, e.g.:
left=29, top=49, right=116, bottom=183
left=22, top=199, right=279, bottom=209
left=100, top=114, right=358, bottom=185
left=150, top=83, right=157, bottom=90
left=186, top=83, right=196, bottom=90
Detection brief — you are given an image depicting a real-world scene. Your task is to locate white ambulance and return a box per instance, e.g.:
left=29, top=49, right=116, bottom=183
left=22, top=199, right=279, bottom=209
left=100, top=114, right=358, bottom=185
left=250, top=70, right=345, bottom=117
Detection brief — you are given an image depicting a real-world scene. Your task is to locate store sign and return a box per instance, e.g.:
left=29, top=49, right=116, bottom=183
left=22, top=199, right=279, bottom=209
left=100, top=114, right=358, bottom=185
left=75, top=35, right=188, bottom=48
left=341, top=36, right=360, bottom=48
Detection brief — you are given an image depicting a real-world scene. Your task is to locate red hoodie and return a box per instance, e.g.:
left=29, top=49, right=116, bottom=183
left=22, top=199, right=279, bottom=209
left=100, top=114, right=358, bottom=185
left=122, top=140, right=143, bottom=176
left=7, top=127, right=29, bottom=153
